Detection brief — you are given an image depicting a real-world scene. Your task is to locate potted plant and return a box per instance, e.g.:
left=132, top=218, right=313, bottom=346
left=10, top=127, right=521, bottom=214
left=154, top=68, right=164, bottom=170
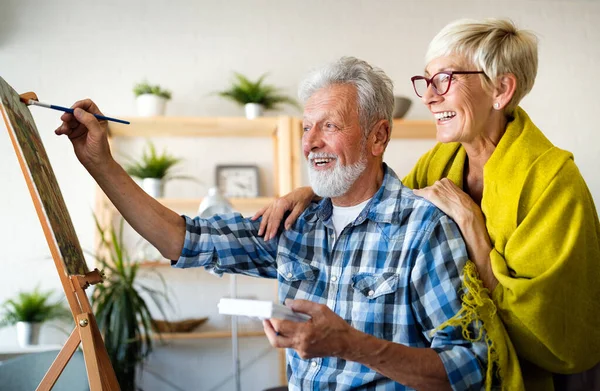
left=0, top=286, right=70, bottom=347
left=218, top=73, right=300, bottom=119
left=133, top=80, right=172, bottom=117
left=124, top=141, right=185, bottom=198
left=93, top=216, right=170, bottom=390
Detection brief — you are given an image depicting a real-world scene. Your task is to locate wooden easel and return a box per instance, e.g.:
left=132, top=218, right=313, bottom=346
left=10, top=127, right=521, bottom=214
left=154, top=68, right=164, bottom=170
left=36, top=270, right=120, bottom=391
left=0, top=86, right=120, bottom=390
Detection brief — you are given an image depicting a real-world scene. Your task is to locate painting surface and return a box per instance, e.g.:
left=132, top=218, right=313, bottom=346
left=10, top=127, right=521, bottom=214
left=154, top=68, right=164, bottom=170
left=0, top=76, right=88, bottom=275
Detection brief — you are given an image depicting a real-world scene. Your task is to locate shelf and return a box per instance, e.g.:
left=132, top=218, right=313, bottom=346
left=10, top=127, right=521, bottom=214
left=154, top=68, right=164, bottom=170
left=0, top=345, right=64, bottom=355
left=138, top=260, right=171, bottom=268
left=391, top=119, right=437, bottom=139
left=105, top=197, right=275, bottom=215
left=157, top=197, right=275, bottom=211
left=109, top=117, right=436, bottom=139
left=0, top=344, right=65, bottom=361
left=109, top=117, right=281, bottom=138
left=98, top=115, right=296, bottom=384
left=153, top=329, right=265, bottom=340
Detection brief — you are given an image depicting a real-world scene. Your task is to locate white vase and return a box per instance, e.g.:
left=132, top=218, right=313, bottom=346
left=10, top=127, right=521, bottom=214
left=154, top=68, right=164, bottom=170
left=142, top=178, right=164, bottom=198
left=16, top=321, right=42, bottom=347
left=198, top=187, right=234, bottom=217
left=244, top=103, right=264, bottom=119
left=136, top=94, right=167, bottom=117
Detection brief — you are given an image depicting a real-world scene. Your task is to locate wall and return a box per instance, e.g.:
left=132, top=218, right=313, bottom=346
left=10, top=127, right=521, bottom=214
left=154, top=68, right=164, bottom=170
left=0, top=1, right=598, bottom=390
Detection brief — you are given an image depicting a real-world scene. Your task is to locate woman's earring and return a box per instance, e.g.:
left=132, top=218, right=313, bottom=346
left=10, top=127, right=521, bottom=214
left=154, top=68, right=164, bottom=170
left=494, top=102, right=500, bottom=109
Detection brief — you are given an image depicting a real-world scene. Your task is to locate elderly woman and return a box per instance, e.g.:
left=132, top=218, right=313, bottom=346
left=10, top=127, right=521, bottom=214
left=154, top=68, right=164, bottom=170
left=254, top=19, right=600, bottom=390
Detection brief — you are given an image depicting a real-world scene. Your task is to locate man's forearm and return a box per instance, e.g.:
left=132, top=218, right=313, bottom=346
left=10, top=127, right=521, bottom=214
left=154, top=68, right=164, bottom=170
left=90, top=159, right=186, bottom=260
left=342, top=329, right=451, bottom=391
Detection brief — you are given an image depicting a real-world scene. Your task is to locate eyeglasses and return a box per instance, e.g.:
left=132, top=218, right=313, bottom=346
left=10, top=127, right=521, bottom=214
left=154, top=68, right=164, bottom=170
left=411, top=71, right=485, bottom=98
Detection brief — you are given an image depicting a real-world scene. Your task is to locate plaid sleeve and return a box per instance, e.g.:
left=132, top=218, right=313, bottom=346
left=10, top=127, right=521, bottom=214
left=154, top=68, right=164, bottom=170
left=171, top=213, right=279, bottom=279
left=410, top=213, right=487, bottom=391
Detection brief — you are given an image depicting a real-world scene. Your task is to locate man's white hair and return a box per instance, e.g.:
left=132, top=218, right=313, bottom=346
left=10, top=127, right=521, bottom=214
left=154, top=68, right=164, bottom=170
left=298, top=56, right=394, bottom=138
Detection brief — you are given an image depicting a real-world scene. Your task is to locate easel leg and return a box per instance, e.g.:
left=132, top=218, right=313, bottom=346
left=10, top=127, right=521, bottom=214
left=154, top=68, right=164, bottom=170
left=36, top=328, right=81, bottom=391
left=34, top=273, right=120, bottom=390
left=77, top=312, right=121, bottom=390
left=77, top=313, right=104, bottom=390
left=89, top=314, right=121, bottom=390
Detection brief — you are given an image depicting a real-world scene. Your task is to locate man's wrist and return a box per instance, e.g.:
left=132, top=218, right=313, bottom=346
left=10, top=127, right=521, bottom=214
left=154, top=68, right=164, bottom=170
left=86, top=156, right=119, bottom=179
left=339, top=327, right=389, bottom=365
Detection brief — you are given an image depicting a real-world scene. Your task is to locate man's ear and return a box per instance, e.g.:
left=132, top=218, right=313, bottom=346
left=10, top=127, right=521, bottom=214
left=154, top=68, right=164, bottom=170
left=493, top=73, right=517, bottom=110
left=370, top=119, right=390, bottom=157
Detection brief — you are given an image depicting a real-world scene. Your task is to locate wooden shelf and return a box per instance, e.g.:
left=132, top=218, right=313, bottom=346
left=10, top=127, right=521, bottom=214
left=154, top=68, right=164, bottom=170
left=109, top=117, right=281, bottom=138
left=105, top=196, right=275, bottom=214
left=98, top=115, right=297, bottom=384
left=391, top=119, right=437, bottom=139
left=158, top=196, right=275, bottom=211
left=138, top=260, right=171, bottom=268
left=109, top=117, right=436, bottom=139
left=153, top=329, right=265, bottom=340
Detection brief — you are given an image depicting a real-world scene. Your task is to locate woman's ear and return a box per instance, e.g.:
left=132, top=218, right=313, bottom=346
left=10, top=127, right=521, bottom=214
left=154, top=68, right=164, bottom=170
left=493, top=73, right=517, bottom=110
left=370, top=119, right=390, bottom=157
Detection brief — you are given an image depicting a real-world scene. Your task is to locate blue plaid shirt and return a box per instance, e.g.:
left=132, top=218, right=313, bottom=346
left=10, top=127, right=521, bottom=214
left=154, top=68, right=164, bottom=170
left=174, top=165, right=486, bottom=390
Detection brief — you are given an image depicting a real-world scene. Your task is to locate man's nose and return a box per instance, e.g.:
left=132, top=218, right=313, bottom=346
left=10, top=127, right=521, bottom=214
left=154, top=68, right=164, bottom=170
left=302, top=128, right=324, bottom=155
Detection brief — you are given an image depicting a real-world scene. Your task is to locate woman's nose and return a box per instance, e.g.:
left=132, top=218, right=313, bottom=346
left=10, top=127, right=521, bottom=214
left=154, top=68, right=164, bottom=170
left=421, top=83, right=440, bottom=106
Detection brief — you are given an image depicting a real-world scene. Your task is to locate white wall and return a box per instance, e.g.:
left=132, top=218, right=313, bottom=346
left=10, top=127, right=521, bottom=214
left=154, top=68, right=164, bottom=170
left=1, top=1, right=599, bottom=390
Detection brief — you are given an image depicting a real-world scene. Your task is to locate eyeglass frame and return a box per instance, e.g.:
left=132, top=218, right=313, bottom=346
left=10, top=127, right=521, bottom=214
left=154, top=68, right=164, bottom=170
left=410, top=71, right=485, bottom=98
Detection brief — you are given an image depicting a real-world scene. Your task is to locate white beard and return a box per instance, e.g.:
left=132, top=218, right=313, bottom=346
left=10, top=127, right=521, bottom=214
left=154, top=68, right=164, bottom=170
left=307, top=152, right=367, bottom=198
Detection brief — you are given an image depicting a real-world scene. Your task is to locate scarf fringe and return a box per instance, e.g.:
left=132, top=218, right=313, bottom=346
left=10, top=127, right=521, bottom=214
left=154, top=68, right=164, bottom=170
left=431, top=261, right=503, bottom=390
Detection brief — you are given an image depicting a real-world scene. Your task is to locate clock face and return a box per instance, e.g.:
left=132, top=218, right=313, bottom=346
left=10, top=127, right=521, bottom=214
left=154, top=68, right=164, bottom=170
left=216, top=165, right=259, bottom=198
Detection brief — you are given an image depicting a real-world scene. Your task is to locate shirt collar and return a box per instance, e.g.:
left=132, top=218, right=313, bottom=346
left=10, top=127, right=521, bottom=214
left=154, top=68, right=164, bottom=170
left=314, top=163, right=401, bottom=225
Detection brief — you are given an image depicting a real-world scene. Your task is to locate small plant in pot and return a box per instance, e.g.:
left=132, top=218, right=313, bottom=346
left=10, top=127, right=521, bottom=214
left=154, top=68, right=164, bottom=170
left=218, top=73, right=299, bottom=119
left=0, top=286, right=71, bottom=347
left=133, top=80, right=172, bottom=117
left=125, top=141, right=188, bottom=198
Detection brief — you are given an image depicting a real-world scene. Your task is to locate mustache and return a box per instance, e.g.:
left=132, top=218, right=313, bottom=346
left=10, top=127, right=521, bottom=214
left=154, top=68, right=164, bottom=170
left=308, top=152, right=338, bottom=160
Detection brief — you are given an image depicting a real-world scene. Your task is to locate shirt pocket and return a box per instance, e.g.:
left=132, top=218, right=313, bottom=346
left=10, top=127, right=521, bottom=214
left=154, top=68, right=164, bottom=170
left=276, top=253, right=321, bottom=302
left=350, top=272, right=401, bottom=340
left=352, top=272, right=399, bottom=298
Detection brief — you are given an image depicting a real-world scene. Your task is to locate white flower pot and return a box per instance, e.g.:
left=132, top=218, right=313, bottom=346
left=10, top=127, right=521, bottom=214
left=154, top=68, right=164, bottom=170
left=142, top=178, right=164, bottom=198
left=136, top=94, right=167, bottom=117
left=244, top=103, right=264, bottom=119
left=16, top=321, right=41, bottom=347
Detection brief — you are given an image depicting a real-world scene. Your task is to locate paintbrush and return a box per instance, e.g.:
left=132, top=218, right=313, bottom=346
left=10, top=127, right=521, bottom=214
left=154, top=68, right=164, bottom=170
left=19, top=92, right=130, bottom=125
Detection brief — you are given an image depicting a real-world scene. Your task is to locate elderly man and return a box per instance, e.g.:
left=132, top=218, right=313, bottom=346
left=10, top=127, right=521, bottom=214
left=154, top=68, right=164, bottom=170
left=57, top=57, right=487, bottom=390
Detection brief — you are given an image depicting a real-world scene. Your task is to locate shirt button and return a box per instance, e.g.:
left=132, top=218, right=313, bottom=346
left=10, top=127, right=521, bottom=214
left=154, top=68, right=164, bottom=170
left=311, top=361, right=317, bottom=368
left=368, top=290, right=375, bottom=297
left=286, top=272, right=293, bottom=279
left=330, top=275, right=337, bottom=282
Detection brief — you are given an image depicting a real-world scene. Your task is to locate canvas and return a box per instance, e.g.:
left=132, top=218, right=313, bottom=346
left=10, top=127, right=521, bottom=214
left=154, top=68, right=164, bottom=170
left=0, top=76, right=89, bottom=276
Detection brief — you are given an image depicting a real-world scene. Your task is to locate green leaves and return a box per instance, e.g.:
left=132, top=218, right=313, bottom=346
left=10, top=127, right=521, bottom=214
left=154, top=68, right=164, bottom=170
left=218, top=73, right=300, bottom=110
left=124, top=141, right=182, bottom=179
left=0, top=286, right=70, bottom=327
left=133, top=81, right=172, bottom=100
left=92, top=216, right=171, bottom=389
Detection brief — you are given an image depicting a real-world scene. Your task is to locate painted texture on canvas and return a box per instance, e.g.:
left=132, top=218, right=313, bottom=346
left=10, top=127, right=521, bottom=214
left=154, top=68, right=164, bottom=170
left=0, top=76, right=89, bottom=276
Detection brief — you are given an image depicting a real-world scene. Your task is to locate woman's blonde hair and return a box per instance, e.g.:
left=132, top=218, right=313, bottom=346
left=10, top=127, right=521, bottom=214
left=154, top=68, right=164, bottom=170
left=425, top=18, right=538, bottom=113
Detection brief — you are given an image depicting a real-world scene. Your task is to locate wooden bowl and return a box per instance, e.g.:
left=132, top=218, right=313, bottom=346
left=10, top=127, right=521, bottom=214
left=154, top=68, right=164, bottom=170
left=151, top=317, right=208, bottom=333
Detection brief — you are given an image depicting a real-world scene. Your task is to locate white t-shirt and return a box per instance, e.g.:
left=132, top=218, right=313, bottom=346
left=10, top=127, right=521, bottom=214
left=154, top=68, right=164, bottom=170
left=331, top=198, right=372, bottom=242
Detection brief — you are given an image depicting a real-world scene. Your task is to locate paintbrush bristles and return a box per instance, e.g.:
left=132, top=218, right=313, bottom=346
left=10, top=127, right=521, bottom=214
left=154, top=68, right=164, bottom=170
left=19, top=91, right=39, bottom=105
